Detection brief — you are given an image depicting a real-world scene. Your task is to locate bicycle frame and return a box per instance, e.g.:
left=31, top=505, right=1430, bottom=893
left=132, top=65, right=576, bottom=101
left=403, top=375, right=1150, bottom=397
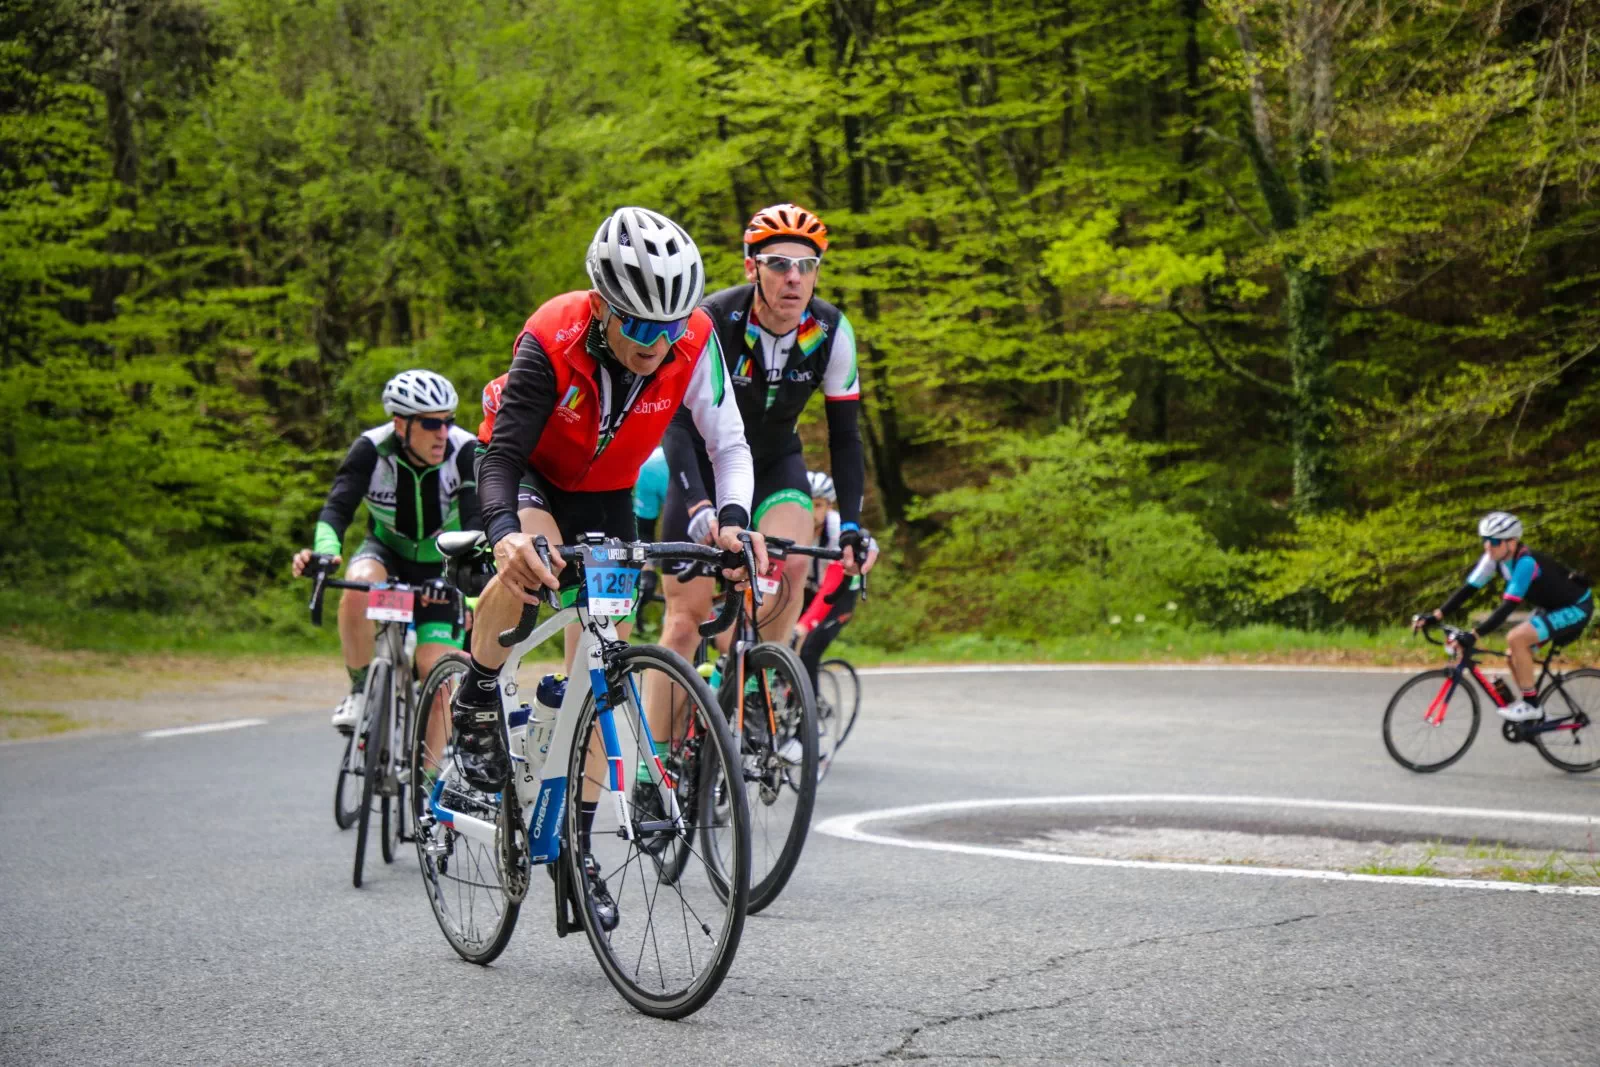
left=426, top=601, right=679, bottom=869
left=1425, top=642, right=1583, bottom=736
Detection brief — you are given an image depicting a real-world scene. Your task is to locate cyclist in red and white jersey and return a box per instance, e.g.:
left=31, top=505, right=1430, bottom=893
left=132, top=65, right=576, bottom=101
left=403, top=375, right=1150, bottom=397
left=452, top=206, right=766, bottom=801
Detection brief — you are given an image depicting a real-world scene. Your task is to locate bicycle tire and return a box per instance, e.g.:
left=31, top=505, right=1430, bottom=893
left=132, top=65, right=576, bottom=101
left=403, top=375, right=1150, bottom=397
left=1382, top=667, right=1480, bottom=773
left=713, top=642, right=817, bottom=913
left=568, top=643, right=748, bottom=1019
left=334, top=729, right=362, bottom=830
left=1533, top=668, right=1600, bottom=773
left=380, top=663, right=411, bottom=864
left=822, top=658, right=861, bottom=745
left=410, top=652, right=519, bottom=964
left=353, top=659, right=391, bottom=887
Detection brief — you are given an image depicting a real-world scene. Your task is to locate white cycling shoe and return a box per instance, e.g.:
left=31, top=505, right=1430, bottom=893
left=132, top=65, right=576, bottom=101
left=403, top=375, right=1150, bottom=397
left=1496, top=699, right=1543, bottom=723
left=331, top=692, right=365, bottom=734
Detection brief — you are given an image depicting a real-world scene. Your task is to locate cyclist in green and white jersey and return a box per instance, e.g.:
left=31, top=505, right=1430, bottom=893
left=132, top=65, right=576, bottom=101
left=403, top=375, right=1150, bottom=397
left=291, top=370, right=480, bottom=732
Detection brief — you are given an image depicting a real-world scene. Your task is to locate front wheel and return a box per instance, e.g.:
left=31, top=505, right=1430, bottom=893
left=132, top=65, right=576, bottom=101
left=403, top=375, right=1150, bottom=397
left=709, top=642, right=817, bottom=914
left=570, top=643, right=748, bottom=1019
left=334, top=729, right=363, bottom=830
left=352, top=660, right=391, bottom=887
left=815, top=658, right=861, bottom=778
left=409, top=652, right=519, bottom=964
left=1533, top=668, right=1600, bottom=773
left=1382, top=668, right=1480, bottom=773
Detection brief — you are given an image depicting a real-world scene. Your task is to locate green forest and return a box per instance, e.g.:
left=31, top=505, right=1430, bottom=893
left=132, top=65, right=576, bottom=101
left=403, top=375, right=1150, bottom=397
left=4, top=0, right=1597, bottom=654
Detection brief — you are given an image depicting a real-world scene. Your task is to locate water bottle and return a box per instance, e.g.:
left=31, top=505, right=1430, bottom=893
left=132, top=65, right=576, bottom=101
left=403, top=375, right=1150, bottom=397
left=1491, top=676, right=1514, bottom=706
left=526, top=673, right=566, bottom=774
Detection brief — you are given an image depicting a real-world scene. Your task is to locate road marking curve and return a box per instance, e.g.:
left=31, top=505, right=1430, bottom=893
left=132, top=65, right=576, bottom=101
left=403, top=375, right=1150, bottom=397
left=815, top=794, right=1600, bottom=897
left=142, top=718, right=268, bottom=740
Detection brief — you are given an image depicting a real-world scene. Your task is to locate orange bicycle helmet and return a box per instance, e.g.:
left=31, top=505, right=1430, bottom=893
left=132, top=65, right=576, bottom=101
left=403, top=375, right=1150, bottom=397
left=743, top=203, right=829, bottom=255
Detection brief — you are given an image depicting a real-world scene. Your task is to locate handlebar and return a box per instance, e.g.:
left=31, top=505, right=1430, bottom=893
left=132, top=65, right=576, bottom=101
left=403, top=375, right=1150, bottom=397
left=1414, top=616, right=1504, bottom=658
left=496, top=536, right=758, bottom=647
left=302, top=554, right=461, bottom=636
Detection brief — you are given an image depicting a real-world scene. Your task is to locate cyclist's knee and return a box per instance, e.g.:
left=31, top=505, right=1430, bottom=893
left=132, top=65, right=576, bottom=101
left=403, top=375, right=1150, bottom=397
left=346, top=558, right=387, bottom=583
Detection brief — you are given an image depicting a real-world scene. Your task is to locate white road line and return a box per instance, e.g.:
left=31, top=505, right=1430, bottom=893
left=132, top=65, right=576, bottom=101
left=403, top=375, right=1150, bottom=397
left=815, top=795, right=1600, bottom=897
left=142, top=718, right=268, bottom=740
left=858, top=663, right=1416, bottom=676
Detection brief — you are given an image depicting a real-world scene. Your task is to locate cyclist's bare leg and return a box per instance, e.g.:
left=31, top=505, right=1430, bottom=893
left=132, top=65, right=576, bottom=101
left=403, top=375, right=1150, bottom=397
left=755, top=501, right=813, bottom=643
left=416, top=640, right=457, bottom=772
left=1506, top=621, right=1541, bottom=694
left=338, top=557, right=388, bottom=671
left=650, top=571, right=717, bottom=756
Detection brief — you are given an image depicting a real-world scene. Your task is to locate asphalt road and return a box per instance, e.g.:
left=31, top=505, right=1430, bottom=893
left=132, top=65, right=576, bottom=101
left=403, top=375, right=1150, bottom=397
left=3, top=666, right=1598, bottom=1065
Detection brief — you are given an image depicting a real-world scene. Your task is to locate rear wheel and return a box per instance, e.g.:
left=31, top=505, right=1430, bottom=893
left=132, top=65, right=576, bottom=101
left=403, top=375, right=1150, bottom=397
left=1382, top=668, right=1480, bottom=773
left=409, top=652, right=519, bottom=964
left=1533, top=668, right=1600, bottom=773
left=571, top=644, right=748, bottom=1019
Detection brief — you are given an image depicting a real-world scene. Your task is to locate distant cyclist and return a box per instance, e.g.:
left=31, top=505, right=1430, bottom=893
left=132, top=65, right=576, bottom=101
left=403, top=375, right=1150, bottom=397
left=659, top=203, right=877, bottom=674
left=793, top=470, right=877, bottom=689
left=633, top=446, right=670, bottom=542
left=1413, top=511, right=1594, bottom=721
left=291, top=370, right=478, bottom=733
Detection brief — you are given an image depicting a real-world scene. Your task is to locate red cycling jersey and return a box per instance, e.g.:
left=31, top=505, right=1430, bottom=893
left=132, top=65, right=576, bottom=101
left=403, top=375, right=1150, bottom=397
left=479, top=292, right=717, bottom=493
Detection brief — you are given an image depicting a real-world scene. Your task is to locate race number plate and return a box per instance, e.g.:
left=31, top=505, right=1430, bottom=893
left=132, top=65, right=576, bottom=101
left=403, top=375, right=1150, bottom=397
left=757, top=574, right=782, bottom=596
left=586, top=559, right=639, bottom=617
left=366, top=587, right=415, bottom=622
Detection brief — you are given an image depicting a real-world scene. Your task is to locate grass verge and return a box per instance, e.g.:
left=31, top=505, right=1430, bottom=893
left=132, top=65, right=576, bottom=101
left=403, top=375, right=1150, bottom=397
left=0, top=709, right=85, bottom=741
left=832, top=624, right=1596, bottom=669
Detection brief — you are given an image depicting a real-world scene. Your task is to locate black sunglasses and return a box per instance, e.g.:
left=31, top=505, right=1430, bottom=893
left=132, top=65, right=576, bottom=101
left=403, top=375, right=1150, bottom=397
left=1484, top=536, right=1507, bottom=546
left=411, top=415, right=455, bottom=431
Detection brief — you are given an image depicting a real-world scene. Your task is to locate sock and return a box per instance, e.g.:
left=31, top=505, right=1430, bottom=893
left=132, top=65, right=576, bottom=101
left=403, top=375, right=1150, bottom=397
left=347, top=665, right=369, bottom=694
left=579, top=801, right=599, bottom=855
left=1522, top=687, right=1539, bottom=706
left=459, top=657, right=501, bottom=706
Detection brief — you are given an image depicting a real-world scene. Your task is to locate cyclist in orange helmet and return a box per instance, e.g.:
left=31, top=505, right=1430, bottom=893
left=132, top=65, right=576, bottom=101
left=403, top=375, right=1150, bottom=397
left=658, top=202, right=877, bottom=676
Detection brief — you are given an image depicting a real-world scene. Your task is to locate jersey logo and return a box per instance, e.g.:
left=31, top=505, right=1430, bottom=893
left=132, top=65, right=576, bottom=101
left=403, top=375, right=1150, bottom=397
left=552, top=324, right=582, bottom=345
left=560, top=385, right=583, bottom=410
left=731, top=354, right=753, bottom=385
left=786, top=369, right=815, bottom=383
left=632, top=397, right=672, bottom=416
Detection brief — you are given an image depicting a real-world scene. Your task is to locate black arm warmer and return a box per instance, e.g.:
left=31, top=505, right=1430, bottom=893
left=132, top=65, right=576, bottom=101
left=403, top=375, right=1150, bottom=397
left=1438, top=583, right=1476, bottom=618
left=825, top=398, right=866, bottom=527
left=453, top=442, right=481, bottom=532
left=316, top=436, right=380, bottom=541
left=1476, top=599, right=1517, bottom=637
left=662, top=408, right=711, bottom=511
left=478, top=334, right=557, bottom=548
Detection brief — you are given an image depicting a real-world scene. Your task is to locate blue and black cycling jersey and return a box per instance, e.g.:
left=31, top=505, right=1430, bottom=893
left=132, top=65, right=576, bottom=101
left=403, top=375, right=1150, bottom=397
left=1440, top=545, right=1593, bottom=641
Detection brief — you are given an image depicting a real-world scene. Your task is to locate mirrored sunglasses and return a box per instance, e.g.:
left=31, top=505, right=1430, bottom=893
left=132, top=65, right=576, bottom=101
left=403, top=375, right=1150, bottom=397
left=615, top=310, right=690, bottom=347
left=413, top=415, right=455, bottom=431
left=1484, top=536, right=1506, bottom=546
left=755, top=253, right=822, bottom=276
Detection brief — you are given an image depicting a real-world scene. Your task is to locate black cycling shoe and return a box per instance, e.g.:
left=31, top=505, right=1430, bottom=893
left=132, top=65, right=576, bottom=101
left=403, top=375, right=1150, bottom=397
left=582, top=852, right=619, bottom=932
left=450, top=695, right=508, bottom=792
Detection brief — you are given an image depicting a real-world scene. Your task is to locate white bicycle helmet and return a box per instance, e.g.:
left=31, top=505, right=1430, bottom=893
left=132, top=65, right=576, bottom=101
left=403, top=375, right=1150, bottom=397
left=383, top=369, right=459, bottom=416
left=807, top=470, right=836, bottom=503
left=585, top=207, right=704, bottom=321
left=1477, top=511, right=1522, bottom=540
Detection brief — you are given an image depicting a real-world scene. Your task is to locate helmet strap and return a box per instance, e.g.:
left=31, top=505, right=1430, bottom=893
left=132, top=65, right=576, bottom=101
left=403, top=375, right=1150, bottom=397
left=397, top=416, right=433, bottom=468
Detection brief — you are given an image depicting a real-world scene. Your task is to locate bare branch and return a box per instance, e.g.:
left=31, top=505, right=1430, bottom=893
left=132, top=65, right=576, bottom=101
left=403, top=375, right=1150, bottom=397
left=1168, top=306, right=1293, bottom=396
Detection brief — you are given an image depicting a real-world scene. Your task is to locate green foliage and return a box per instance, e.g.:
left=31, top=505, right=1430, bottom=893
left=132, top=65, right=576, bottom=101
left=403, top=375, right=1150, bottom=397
left=3, top=0, right=1599, bottom=651
left=849, top=429, right=1246, bottom=644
